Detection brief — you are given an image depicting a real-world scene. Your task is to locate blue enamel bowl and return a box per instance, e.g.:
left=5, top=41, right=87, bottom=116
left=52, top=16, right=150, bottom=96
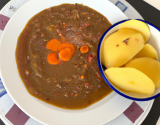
left=97, top=19, right=160, bottom=101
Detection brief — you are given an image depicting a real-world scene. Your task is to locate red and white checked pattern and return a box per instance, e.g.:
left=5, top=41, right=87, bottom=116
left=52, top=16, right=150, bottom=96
left=0, top=94, right=43, bottom=125
left=0, top=93, right=148, bottom=125
left=0, top=0, right=158, bottom=124
left=0, top=15, right=10, bottom=30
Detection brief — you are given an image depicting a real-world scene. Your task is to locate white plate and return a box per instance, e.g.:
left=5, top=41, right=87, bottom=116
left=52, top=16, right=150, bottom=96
left=0, top=0, right=132, bottom=124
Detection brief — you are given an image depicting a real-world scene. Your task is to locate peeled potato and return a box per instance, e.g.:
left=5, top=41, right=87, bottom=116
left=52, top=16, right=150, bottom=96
left=119, top=19, right=150, bottom=43
left=101, top=28, right=145, bottom=68
left=125, top=57, right=160, bottom=88
left=105, top=67, right=155, bottom=95
left=134, top=44, right=158, bottom=60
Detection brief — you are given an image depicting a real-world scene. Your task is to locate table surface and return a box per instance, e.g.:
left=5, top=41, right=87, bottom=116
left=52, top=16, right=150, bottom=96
left=0, top=0, right=160, bottom=125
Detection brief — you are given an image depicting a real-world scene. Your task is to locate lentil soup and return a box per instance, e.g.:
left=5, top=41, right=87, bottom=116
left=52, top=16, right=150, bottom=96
left=16, top=4, right=112, bottom=109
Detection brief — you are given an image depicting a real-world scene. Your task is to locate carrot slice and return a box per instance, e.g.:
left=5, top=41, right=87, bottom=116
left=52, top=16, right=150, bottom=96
left=80, top=46, right=89, bottom=53
left=47, top=53, right=60, bottom=65
left=59, top=43, right=75, bottom=56
left=59, top=48, right=72, bottom=61
left=46, top=39, right=61, bottom=51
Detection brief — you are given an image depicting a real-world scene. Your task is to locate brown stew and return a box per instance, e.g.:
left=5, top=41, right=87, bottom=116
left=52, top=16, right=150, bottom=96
left=16, top=4, right=112, bottom=109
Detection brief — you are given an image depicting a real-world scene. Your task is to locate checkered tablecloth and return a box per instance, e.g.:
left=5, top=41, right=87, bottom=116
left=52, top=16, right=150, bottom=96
left=0, top=0, right=159, bottom=125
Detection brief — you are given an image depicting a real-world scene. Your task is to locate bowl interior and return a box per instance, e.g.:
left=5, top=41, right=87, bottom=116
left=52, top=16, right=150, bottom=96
left=99, top=19, right=160, bottom=100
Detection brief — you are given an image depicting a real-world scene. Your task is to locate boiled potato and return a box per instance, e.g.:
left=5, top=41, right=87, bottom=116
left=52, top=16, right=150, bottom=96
left=125, top=57, right=160, bottom=88
left=105, top=67, right=155, bottom=95
left=101, top=28, right=145, bottom=68
left=119, top=19, right=150, bottom=43
left=134, top=44, right=158, bottom=60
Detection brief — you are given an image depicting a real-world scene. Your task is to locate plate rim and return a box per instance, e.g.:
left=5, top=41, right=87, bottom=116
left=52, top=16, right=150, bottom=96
left=0, top=0, right=132, bottom=125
